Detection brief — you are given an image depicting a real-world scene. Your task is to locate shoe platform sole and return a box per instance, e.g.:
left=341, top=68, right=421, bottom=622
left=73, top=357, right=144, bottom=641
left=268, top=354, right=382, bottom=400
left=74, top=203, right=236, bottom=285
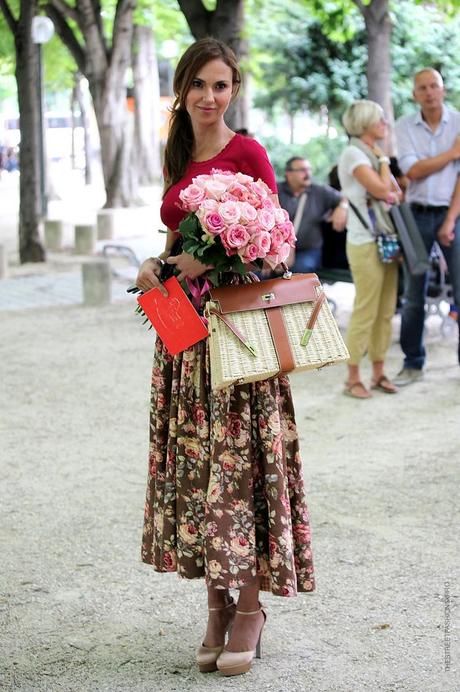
left=218, top=661, right=252, bottom=676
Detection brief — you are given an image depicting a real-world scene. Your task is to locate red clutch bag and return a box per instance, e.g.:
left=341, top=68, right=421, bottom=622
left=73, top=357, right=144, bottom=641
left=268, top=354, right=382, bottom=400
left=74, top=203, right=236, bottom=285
left=137, top=276, right=208, bottom=355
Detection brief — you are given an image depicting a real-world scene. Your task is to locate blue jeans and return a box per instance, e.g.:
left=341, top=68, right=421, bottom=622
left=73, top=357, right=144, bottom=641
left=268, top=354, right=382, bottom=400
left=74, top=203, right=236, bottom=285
left=401, top=206, right=460, bottom=368
left=292, top=248, right=322, bottom=274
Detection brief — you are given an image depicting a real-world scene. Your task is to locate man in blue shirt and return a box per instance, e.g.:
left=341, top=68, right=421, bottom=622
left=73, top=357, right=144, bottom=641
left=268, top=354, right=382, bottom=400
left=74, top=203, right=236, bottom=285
left=395, top=68, right=460, bottom=384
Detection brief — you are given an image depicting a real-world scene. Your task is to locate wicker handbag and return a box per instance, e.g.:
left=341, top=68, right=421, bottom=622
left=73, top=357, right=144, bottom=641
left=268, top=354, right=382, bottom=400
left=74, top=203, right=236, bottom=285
left=205, top=272, right=349, bottom=390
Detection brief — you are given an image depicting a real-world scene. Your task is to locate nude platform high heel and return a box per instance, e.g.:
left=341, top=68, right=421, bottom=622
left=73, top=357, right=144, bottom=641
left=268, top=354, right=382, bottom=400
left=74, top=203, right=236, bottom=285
left=216, top=604, right=267, bottom=677
left=196, top=598, right=236, bottom=673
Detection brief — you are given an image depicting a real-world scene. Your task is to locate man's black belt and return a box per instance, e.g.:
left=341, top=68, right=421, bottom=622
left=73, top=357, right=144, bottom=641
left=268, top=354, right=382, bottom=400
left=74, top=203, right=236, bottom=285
left=411, top=203, right=449, bottom=213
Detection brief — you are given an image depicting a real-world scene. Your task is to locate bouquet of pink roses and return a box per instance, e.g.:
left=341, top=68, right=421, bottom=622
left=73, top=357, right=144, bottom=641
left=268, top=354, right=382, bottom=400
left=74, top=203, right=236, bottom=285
left=178, top=169, right=296, bottom=284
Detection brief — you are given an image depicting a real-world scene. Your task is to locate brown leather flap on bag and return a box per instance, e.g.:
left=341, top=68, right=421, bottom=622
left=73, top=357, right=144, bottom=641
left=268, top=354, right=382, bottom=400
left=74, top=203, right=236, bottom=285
left=209, top=273, right=321, bottom=314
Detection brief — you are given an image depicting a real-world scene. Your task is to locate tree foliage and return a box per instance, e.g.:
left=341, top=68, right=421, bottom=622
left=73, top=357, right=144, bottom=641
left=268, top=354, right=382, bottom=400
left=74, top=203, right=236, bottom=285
left=391, top=1, right=460, bottom=116
left=250, top=1, right=367, bottom=123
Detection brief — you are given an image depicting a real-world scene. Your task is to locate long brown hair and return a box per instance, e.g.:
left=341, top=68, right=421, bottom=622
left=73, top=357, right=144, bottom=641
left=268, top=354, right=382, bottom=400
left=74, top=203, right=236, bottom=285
left=163, top=38, right=241, bottom=194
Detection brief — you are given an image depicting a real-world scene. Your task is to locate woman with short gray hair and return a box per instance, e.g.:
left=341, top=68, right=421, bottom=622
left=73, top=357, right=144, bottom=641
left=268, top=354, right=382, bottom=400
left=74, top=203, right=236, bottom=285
left=338, top=100, right=401, bottom=398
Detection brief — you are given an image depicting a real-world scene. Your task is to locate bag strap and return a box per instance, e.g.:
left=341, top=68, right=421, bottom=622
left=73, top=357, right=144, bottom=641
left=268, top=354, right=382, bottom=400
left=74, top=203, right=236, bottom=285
left=301, top=291, right=326, bottom=345
left=293, top=192, right=307, bottom=233
left=348, top=200, right=371, bottom=230
left=207, top=307, right=257, bottom=356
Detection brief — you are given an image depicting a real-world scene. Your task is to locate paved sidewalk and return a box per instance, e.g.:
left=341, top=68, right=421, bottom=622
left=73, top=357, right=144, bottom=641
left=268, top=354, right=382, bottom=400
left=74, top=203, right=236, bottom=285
left=0, top=272, right=133, bottom=311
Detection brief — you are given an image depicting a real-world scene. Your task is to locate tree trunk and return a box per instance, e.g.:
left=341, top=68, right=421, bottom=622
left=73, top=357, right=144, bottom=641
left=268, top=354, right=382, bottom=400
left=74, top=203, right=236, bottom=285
left=14, top=1, right=46, bottom=262
left=45, top=0, right=138, bottom=208
left=358, top=0, right=395, bottom=153
left=74, top=74, right=93, bottom=185
left=132, top=25, right=162, bottom=185
left=89, top=63, right=136, bottom=208
left=178, top=0, right=247, bottom=130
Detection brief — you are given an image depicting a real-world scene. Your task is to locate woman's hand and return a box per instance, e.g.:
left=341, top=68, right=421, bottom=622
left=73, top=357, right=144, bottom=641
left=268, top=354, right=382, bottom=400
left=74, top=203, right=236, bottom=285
left=166, top=252, right=211, bottom=282
left=135, top=257, right=168, bottom=296
left=438, top=218, right=456, bottom=247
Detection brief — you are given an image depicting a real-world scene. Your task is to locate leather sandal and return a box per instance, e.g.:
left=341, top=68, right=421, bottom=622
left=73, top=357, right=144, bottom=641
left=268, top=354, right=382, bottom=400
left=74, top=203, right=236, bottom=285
left=343, top=381, right=372, bottom=399
left=371, top=375, right=398, bottom=394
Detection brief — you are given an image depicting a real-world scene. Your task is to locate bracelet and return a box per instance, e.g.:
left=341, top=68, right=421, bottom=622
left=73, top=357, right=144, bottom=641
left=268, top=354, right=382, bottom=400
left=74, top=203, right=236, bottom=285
left=378, top=156, right=390, bottom=165
left=151, top=257, right=165, bottom=266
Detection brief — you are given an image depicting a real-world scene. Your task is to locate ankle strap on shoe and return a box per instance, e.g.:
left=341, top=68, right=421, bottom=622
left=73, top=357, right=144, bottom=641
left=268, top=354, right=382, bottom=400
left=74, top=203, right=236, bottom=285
left=208, top=597, right=235, bottom=612
left=235, top=606, right=263, bottom=615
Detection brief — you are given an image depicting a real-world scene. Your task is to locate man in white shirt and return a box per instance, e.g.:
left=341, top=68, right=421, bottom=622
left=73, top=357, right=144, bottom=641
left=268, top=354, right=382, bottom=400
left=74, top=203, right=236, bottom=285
left=395, top=68, right=460, bottom=384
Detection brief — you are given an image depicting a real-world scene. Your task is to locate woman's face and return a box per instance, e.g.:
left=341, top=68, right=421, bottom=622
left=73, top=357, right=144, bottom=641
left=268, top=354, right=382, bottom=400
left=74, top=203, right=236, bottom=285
left=363, top=115, right=387, bottom=141
left=185, top=59, right=234, bottom=126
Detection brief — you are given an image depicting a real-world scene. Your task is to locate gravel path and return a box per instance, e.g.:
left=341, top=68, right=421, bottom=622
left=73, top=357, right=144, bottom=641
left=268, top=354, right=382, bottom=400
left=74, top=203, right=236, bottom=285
left=1, top=300, right=458, bottom=692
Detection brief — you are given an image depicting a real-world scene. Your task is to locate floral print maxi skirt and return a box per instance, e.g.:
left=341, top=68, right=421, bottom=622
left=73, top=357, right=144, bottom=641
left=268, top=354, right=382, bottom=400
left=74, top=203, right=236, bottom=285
left=141, top=336, right=315, bottom=597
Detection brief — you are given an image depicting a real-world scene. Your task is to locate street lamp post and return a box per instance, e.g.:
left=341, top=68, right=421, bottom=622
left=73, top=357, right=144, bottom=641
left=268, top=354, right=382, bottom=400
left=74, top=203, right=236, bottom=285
left=31, top=16, right=54, bottom=219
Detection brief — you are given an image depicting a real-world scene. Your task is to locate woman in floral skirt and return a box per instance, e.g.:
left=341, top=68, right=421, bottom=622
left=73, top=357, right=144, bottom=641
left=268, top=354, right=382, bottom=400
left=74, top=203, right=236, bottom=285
left=135, top=38, right=315, bottom=677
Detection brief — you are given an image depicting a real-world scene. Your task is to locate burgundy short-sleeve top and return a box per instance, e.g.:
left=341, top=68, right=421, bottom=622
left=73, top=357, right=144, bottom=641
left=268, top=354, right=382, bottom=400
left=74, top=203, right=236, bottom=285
left=161, top=134, right=278, bottom=231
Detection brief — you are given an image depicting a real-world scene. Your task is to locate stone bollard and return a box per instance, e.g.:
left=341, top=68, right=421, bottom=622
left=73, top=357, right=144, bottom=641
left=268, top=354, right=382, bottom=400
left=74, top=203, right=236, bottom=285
left=81, top=260, right=111, bottom=306
left=44, top=219, right=64, bottom=251
left=75, top=224, right=96, bottom=255
left=97, top=210, right=115, bottom=240
left=0, top=244, right=7, bottom=279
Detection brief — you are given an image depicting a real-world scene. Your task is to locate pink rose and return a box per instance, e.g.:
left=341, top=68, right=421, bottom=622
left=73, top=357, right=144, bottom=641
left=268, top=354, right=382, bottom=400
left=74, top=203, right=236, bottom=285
left=227, top=182, right=249, bottom=201
left=270, top=228, right=285, bottom=250
left=245, top=223, right=262, bottom=237
left=210, top=168, right=234, bottom=182
left=250, top=179, right=270, bottom=199
left=265, top=242, right=291, bottom=269
left=278, top=242, right=291, bottom=263
left=222, top=224, right=250, bottom=250
left=204, top=179, right=228, bottom=200
left=235, top=172, right=254, bottom=185
left=244, top=192, right=263, bottom=209
left=275, top=207, right=290, bottom=224
left=278, top=220, right=296, bottom=244
left=261, top=197, right=276, bottom=211
left=257, top=208, right=276, bottom=231
left=248, top=230, right=271, bottom=258
left=200, top=198, right=219, bottom=212
left=218, top=200, right=241, bottom=225
left=179, top=183, right=206, bottom=211
left=220, top=191, right=239, bottom=202
left=239, top=242, right=260, bottom=263
left=239, top=202, right=258, bottom=224
left=203, top=212, right=225, bottom=235
left=258, top=231, right=272, bottom=254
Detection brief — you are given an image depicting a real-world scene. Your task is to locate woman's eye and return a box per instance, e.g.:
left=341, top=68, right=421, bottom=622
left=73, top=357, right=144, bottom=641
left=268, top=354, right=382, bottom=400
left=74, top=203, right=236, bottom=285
left=216, top=83, right=228, bottom=90
left=192, top=80, right=202, bottom=88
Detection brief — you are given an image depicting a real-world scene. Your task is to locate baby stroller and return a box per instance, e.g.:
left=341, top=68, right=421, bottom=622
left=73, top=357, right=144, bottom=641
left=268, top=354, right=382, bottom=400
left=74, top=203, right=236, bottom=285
left=425, top=242, right=456, bottom=337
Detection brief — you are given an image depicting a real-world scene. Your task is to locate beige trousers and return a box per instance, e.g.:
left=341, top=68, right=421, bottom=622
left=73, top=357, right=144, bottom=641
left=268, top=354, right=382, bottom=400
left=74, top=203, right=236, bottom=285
left=346, top=241, right=398, bottom=365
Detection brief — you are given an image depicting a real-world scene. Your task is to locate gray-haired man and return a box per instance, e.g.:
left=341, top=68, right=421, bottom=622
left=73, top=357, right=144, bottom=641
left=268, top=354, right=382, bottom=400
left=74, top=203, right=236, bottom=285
left=395, top=68, right=460, bottom=384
